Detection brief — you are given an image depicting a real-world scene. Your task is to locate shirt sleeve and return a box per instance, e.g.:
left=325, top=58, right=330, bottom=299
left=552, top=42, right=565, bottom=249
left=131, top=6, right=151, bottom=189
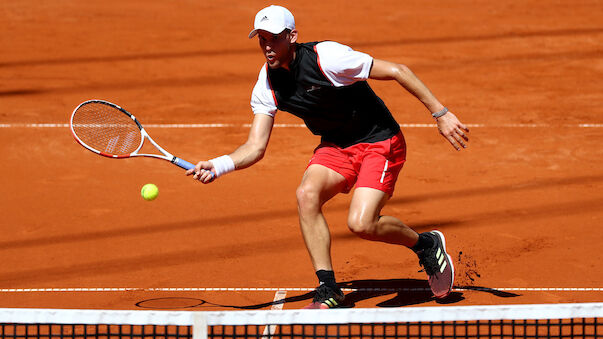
left=315, top=41, right=374, bottom=87
left=250, top=64, right=277, bottom=117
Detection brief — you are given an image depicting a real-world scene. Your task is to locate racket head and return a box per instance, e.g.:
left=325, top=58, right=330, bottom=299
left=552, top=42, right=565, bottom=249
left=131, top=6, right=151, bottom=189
left=70, top=100, right=144, bottom=158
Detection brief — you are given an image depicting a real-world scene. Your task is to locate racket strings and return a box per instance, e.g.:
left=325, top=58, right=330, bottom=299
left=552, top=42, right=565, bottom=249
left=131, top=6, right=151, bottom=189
left=72, top=103, right=142, bottom=156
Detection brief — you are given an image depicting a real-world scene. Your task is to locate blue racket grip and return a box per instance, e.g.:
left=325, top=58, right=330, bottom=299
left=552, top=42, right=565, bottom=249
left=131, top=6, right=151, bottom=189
left=173, top=157, right=196, bottom=170
left=173, top=157, right=216, bottom=179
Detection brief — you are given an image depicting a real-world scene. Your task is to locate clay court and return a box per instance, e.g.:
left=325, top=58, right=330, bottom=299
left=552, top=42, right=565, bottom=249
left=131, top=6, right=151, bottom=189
left=0, top=0, right=601, bottom=311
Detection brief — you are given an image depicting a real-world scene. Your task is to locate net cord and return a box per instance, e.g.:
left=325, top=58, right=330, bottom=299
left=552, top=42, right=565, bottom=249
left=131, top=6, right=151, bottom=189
left=0, top=303, right=601, bottom=326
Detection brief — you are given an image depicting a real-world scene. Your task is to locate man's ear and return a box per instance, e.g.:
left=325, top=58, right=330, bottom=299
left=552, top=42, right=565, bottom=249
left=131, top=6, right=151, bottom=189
left=289, top=29, right=298, bottom=43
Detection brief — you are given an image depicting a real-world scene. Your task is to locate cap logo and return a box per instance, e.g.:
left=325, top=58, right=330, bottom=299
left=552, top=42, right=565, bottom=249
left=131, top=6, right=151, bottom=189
left=260, top=15, right=269, bottom=22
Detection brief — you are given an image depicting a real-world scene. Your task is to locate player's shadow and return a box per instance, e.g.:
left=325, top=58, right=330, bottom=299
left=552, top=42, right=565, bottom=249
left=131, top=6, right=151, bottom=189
left=339, top=279, right=452, bottom=307
left=336, top=279, right=519, bottom=308
left=274, top=279, right=519, bottom=309
left=135, top=278, right=519, bottom=310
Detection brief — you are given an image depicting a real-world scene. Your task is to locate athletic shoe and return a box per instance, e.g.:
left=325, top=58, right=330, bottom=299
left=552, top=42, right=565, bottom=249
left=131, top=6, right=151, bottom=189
left=303, top=284, right=345, bottom=309
left=416, top=230, right=455, bottom=298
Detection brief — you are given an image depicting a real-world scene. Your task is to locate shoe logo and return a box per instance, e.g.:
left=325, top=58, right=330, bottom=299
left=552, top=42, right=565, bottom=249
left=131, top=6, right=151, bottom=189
left=323, top=298, right=339, bottom=308
left=436, top=248, right=447, bottom=273
left=260, top=15, right=269, bottom=22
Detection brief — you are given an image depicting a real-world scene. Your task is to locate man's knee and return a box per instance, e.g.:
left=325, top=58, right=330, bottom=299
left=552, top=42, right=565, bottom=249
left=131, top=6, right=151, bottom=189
left=347, top=213, right=378, bottom=239
left=296, top=183, right=321, bottom=213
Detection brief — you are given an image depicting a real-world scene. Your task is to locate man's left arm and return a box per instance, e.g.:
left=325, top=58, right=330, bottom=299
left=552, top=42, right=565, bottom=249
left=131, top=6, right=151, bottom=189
left=369, top=59, right=469, bottom=151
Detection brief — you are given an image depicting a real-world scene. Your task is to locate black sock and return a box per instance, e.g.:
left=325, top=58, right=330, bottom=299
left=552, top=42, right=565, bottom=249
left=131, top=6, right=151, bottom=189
left=411, top=232, right=435, bottom=253
left=316, top=270, right=341, bottom=294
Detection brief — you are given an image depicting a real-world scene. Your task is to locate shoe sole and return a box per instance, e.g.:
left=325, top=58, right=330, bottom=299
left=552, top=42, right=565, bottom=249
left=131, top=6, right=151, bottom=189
left=303, top=302, right=325, bottom=309
left=303, top=300, right=342, bottom=309
left=303, top=292, right=345, bottom=309
left=430, top=230, right=455, bottom=298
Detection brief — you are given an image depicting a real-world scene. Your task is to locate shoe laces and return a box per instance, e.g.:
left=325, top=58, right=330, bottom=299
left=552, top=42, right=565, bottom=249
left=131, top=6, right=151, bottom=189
left=313, top=284, right=337, bottom=302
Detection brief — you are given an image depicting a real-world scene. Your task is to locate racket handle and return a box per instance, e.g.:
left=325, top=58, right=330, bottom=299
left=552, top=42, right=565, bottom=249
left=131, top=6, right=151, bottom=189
left=172, top=157, right=196, bottom=170
left=173, top=157, right=216, bottom=179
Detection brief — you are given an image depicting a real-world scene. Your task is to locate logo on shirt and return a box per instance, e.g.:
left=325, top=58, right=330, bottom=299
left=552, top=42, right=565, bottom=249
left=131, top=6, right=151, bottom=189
left=306, top=85, right=321, bottom=93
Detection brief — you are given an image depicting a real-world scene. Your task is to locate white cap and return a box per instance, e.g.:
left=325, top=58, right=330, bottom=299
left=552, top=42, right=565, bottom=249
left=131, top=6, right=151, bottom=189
left=248, top=5, right=295, bottom=39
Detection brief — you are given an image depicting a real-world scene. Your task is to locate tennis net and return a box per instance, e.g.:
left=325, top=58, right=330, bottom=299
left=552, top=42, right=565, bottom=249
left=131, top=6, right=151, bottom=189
left=0, top=303, right=601, bottom=339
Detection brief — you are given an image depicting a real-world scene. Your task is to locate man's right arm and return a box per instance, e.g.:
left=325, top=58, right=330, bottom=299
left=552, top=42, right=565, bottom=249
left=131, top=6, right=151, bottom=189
left=186, top=113, right=274, bottom=183
left=229, top=113, right=274, bottom=169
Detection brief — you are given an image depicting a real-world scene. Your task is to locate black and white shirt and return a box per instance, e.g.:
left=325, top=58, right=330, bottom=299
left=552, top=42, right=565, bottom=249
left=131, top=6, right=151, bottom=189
left=251, top=41, right=400, bottom=148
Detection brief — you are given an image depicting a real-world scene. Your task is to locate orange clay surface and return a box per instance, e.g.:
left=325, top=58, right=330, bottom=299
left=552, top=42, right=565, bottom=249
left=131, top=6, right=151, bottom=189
left=0, top=0, right=602, bottom=311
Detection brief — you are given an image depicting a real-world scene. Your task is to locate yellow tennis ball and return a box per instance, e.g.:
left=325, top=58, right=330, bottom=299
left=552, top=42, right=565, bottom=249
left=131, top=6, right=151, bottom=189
left=141, top=183, right=159, bottom=201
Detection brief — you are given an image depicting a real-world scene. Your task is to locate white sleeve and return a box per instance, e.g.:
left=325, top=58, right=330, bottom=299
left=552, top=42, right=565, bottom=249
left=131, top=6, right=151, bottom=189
left=250, top=64, right=277, bottom=117
left=315, top=41, right=374, bottom=87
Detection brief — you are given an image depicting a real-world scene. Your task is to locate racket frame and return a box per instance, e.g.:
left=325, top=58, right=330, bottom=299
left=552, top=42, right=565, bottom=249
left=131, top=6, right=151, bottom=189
left=70, top=99, right=195, bottom=170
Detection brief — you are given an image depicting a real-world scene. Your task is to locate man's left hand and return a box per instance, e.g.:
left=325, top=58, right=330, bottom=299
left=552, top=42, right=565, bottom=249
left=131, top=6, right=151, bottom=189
left=436, top=111, right=469, bottom=151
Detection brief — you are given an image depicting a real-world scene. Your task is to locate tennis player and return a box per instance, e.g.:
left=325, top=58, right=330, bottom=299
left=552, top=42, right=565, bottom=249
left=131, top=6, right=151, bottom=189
left=187, top=5, right=469, bottom=309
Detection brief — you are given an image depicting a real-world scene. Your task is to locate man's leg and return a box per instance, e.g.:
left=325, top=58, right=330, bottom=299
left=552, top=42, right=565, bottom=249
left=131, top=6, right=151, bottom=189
left=347, top=187, right=419, bottom=246
left=296, top=164, right=348, bottom=309
left=347, top=187, right=454, bottom=298
left=296, top=164, right=348, bottom=271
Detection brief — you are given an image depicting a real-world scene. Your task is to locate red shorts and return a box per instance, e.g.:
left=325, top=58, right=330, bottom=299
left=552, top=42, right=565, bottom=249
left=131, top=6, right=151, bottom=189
left=307, top=132, right=406, bottom=196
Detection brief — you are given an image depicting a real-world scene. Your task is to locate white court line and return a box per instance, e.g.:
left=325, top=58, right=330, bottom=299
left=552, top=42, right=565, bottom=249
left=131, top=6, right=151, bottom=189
left=0, top=287, right=600, bottom=293
left=261, top=290, right=287, bottom=339
left=1, top=123, right=603, bottom=128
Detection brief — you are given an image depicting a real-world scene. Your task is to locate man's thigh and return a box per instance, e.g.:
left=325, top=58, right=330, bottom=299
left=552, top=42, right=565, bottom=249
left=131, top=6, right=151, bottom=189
left=299, top=164, right=349, bottom=205
left=307, top=144, right=357, bottom=193
left=348, top=187, right=390, bottom=223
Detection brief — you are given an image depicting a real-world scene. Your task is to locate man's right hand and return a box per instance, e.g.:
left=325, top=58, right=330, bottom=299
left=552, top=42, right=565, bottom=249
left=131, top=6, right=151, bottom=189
left=186, top=161, right=216, bottom=183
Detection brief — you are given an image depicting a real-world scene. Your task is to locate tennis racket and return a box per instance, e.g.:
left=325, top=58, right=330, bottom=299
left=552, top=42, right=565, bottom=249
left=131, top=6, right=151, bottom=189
left=70, top=99, right=197, bottom=171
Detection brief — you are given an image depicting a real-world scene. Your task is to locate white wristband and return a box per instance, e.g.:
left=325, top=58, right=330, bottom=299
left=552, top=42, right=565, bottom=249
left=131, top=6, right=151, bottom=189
left=209, top=155, right=235, bottom=177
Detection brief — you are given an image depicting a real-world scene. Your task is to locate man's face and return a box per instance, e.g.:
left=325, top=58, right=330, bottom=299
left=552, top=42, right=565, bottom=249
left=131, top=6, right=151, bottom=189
left=257, top=29, right=296, bottom=69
